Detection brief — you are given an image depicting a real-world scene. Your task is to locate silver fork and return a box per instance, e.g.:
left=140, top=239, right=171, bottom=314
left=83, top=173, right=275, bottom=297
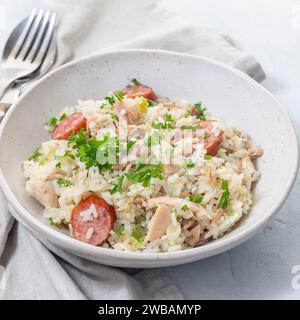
left=0, top=8, right=56, bottom=99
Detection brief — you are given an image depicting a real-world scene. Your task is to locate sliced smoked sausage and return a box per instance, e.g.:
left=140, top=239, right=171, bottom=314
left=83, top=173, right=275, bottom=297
left=71, top=195, right=116, bottom=246
left=52, top=112, right=87, bottom=140
left=122, top=84, right=156, bottom=100
left=200, top=120, right=223, bottom=156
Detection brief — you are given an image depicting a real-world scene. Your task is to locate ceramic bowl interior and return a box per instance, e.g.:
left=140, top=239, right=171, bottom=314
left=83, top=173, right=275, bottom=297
left=0, top=50, right=298, bottom=268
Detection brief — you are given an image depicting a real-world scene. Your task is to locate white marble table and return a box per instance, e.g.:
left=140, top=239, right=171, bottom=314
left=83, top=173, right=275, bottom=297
left=1, top=0, right=299, bottom=299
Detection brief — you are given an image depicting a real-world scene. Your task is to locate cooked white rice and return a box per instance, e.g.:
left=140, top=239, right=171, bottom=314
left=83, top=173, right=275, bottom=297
left=23, top=95, right=262, bottom=252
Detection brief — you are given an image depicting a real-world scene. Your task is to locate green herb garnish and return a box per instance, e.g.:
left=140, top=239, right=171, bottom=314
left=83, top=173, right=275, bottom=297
left=147, top=99, right=156, bottom=107
left=114, top=224, right=125, bottom=235
left=152, top=114, right=175, bottom=130
left=136, top=215, right=146, bottom=225
left=49, top=217, right=60, bottom=228
left=56, top=178, right=73, bottom=186
left=55, top=150, right=75, bottom=160
left=111, top=113, right=119, bottom=121
left=59, top=113, right=67, bottom=121
left=131, top=227, right=144, bottom=243
left=68, top=130, right=120, bottom=172
left=68, top=128, right=91, bottom=148
left=110, top=175, right=124, bottom=194
left=124, top=163, right=164, bottom=188
left=146, top=132, right=161, bottom=146
left=28, top=148, right=42, bottom=161
left=217, top=179, right=230, bottom=209
left=193, top=102, right=206, bottom=120
left=204, top=155, right=212, bottom=160
left=127, top=78, right=141, bottom=87
left=181, top=204, right=189, bottom=211
left=175, top=210, right=183, bottom=222
left=55, top=162, right=62, bottom=168
left=184, top=159, right=195, bottom=169
left=104, top=93, right=116, bottom=105
left=115, top=91, right=125, bottom=101
left=127, top=140, right=136, bottom=152
left=46, top=117, right=58, bottom=126
left=46, top=113, right=67, bottom=127
left=181, top=125, right=201, bottom=130
left=189, top=194, right=203, bottom=204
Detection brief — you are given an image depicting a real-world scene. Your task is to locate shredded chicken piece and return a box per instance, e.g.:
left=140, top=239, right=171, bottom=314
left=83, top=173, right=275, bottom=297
left=147, top=197, right=207, bottom=216
left=212, top=208, right=225, bottom=225
left=186, top=224, right=201, bottom=246
left=183, top=219, right=196, bottom=230
left=87, top=113, right=111, bottom=134
left=134, top=197, right=144, bottom=205
left=27, top=177, right=58, bottom=209
left=164, top=163, right=176, bottom=175
left=248, top=146, right=263, bottom=160
left=145, top=204, right=172, bottom=242
left=163, top=101, right=175, bottom=110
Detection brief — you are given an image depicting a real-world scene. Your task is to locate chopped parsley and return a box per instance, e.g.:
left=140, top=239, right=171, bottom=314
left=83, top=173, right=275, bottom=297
left=46, top=117, right=57, bottom=126
left=55, top=162, right=62, bottom=168
left=193, top=102, right=206, bottom=120
left=48, top=217, right=60, bottom=228
left=56, top=178, right=73, bottom=186
left=104, top=93, right=116, bottom=105
left=68, top=130, right=121, bottom=172
left=189, top=194, right=203, bottom=204
left=204, top=154, right=212, bottom=160
left=28, top=148, right=42, bottom=161
left=217, top=179, right=230, bottom=209
left=184, top=111, right=193, bottom=118
left=46, top=113, right=67, bottom=127
left=59, top=113, right=67, bottom=121
left=68, top=128, right=91, bottom=148
left=152, top=114, right=175, bottom=130
left=124, top=163, right=164, bottom=188
left=131, top=227, right=144, bottom=243
left=228, top=211, right=235, bottom=216
left=111, top=113, right=119, bottom=121
left=146, top=132, right=161, bottom=146
left=204, top=133, right=211, bottom=140
left=136, top=215, right=146, bottom=225
left=110, top=175, right=124, bottom=194
left=127, top=78, right=141, bottom=87
left=127, top=140, right=136, bottom=152
left=181, top=204, right=189, bottom=211
left=184, top=159, right=195, bottom=169
left=113, top=224, right=125, bottom=235
left=175, top=210, right=183, bottom=222
left=181, top=125, right=201, bottom=130
left=55, top=150, right=75, bottom=160
left=147, top=99, right=156, bottom=107
left=115, top=91, right=125, bottom=101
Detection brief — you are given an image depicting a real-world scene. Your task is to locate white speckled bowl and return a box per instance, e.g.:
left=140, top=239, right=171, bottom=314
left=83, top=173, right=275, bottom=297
left=0, top=50, right=298, bottom=268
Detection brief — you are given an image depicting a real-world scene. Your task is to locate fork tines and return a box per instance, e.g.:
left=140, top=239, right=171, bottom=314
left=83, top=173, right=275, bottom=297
left=11, top=8, right=56, bottom=64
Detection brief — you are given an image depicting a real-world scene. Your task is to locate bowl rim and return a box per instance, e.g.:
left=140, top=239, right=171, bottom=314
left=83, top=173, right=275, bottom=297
left=0, top=48, right=299, bottom=262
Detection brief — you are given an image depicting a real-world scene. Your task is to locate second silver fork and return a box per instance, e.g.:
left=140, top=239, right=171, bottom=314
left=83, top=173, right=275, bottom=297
left=0, top=8, right=56, bottom=99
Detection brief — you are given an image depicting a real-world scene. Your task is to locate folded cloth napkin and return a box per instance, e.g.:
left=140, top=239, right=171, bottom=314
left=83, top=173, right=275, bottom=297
left=0, top=0, right=265, bottom=299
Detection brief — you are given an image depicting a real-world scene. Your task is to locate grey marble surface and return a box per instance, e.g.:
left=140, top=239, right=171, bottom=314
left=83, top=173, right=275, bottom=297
left=0, top=0, right=299, bottom=299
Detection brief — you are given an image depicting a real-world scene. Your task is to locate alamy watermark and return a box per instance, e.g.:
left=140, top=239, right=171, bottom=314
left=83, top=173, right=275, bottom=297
left=291, top=265, right=300, bottom=290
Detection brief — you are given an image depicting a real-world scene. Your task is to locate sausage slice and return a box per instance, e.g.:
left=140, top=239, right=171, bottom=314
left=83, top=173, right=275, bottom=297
left=52, top=112, right=87, bottom=140
left=200, top=120, right=223, bottom=156
left=71, top=195, right=116, bottom=246
left=122, top=84, right=156, bottom=100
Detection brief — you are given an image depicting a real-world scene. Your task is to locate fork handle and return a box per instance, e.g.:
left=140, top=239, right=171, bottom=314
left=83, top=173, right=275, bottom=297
left=0, top=78, right=14, bottom=100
